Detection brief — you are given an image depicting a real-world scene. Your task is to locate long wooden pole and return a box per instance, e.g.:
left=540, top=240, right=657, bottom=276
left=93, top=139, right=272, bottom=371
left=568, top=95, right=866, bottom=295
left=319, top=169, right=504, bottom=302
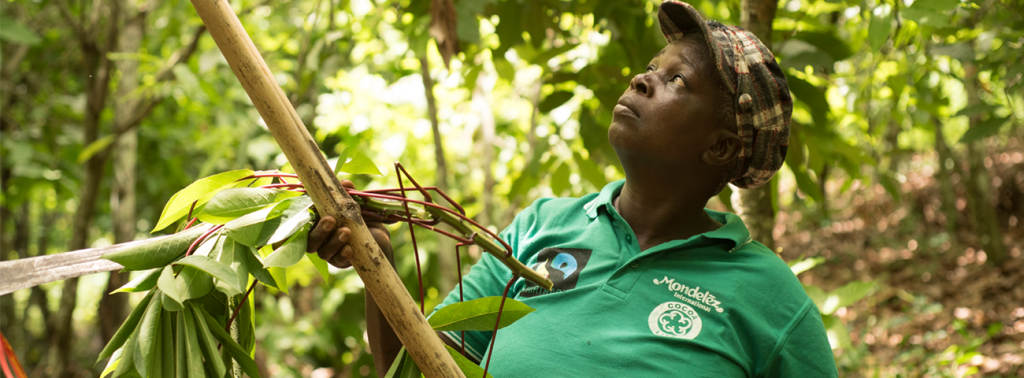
left=186, top=1, right=463, bottom=376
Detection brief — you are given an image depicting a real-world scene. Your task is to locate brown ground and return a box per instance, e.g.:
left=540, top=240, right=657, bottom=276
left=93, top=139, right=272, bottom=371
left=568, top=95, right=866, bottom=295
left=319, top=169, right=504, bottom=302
left=775, top=146, right=1024, bottom=377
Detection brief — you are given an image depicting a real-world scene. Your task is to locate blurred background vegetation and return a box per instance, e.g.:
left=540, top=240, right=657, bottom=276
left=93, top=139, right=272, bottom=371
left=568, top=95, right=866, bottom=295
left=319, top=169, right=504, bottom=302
left=1, top=0, right=1023, bottom=376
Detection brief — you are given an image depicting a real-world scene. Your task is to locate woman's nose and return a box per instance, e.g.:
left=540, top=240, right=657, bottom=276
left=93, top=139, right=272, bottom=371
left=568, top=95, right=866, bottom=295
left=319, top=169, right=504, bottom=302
left=630, top=72, right=652, bottom=97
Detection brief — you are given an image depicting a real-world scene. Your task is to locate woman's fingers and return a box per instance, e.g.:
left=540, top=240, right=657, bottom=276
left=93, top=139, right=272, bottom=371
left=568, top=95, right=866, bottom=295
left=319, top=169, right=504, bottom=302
left=307, top=216, right=336, bottom=252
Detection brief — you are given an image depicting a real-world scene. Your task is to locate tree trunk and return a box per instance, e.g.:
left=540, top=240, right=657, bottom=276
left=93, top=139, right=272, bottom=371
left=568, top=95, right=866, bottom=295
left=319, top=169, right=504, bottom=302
left=473, top=74, right=496, bottom=230
left=962, top=49, right=1008, bottom=265
left=98, top=6, right=144, bottom=345
left=932, top=116, right=960, bottom=236
left=420, top=57, right=457, bottom=293
left=738, top=0, right=779, bottom=250
left=54, top=2, right=120, bottom=375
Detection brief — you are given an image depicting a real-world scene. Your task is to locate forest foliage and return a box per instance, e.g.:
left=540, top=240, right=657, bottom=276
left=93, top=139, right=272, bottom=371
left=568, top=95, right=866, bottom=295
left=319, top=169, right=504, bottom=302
left=1, top=0, right=1023, bottom=376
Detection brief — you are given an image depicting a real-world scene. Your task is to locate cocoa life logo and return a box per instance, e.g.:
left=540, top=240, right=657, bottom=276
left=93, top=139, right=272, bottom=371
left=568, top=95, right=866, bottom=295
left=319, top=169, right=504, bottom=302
left=653, top=276, right=725, bottom=313
left=648, top=302, right=702, bottom=339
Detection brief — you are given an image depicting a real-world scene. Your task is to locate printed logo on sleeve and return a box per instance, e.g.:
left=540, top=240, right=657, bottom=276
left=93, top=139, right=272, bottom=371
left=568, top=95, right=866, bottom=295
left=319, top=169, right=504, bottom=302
left=519, top=248, right=592, bottom=298
left=653, top=276, right=725, bottom=313
left=648, top=302, right=702, bottom=339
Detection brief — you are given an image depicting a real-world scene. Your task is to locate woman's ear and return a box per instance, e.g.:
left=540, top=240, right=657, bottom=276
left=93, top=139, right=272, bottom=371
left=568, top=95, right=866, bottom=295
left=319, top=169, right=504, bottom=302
left=702, top=129, right=741, bottom=166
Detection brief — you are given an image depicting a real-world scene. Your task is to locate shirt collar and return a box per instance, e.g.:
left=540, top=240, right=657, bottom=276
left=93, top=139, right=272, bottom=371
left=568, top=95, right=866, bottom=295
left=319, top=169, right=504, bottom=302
left=583, top=180, right=753, bottom=253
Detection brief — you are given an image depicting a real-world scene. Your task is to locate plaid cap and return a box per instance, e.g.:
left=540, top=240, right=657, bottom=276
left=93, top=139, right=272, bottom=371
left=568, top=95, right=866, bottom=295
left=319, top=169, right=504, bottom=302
left=658, top=1, right=792, bottom=189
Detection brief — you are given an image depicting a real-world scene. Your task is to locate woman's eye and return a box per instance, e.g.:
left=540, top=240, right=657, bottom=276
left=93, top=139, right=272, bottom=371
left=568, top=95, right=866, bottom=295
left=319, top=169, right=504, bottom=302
left=646, top=66, right=655, bottom=73
left=672, top=75, right=685, bottom=86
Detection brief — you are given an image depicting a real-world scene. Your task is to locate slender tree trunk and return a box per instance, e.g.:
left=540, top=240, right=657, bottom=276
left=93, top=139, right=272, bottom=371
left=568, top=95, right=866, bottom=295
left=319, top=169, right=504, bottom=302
left=420, top=57, right=457, bottom=292
left=738, top=0, right=779, bottom=250
left=98, top=6, right=144, bottom=345
left=474, top=75, right=497, bottom=230
left=54, top=2, right=120, bottom=375
left=933, top=116, right=960, bottom=236
left=962, top=45, right=1008, bottom=265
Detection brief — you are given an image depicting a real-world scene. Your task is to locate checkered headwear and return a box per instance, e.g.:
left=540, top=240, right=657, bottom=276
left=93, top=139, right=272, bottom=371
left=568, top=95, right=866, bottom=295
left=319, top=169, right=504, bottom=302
left=658, top=1, right=792, bottom=189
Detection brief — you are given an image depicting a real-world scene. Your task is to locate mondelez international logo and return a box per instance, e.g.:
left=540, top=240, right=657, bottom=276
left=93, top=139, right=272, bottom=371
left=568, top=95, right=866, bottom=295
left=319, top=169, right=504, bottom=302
left=653, top=276, right=725, bottom=313
left=648, top=302, right=702, bottom=339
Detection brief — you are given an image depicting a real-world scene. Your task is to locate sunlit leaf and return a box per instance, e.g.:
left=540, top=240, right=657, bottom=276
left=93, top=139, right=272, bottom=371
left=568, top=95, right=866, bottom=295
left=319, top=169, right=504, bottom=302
left=199, top=306, right=261, bottom=378
left=384, top=347, right=421, bottom=378
left=134, top=292, right=163, bottom=376
left=198, top=188, right=303, bottom=224
left=102, top=225, right=211, bottom=270
left=189, top=303, right=227, bottom=378
left=159, top=267, right=185, bottom=311
left=550, top=162, right=571, bottom=196
left=868, top=11, right=891, bottom=51
left=821, top=280, right=877, bottom=315
left=306, top=253, right=331, bottom=285
left=958, top=116, right=1009, bottom=144
left=263, top=225, right=310, bottom=268
left=446, top=345, right=494, bottom=378
left=210, top=238, right=250, bottom=296
left=338, top=152, right=383, bottom=176
left=789, top=257, right=825, bottom=276
left=266, top=196, right=314, bottom=245
left=152, top=170, right=255, bottom=233
left=111, top=268, right=161, bottom=294
left=77, top=134, right=115, bottom=164
left=539, top=91, right=574, bottom=113
left=181, top=303, right=208, bottom=378
left=174, top=255, right=241, bottom=295
left=175, top=265, right=214, bottom=301
left=97, top=291, right=156, bottom=365
left=428, top=297, right=535, bottom=331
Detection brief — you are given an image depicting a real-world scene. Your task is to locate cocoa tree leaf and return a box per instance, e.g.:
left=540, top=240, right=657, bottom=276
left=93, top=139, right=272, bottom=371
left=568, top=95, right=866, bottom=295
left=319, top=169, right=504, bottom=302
left=549, top=162, right=571, bottom=196
left=244, top=245, right=280, bottom=290
left=189, top=303, right=227, bottom=378
left=199, top=306, right=261, bottom=378
left=306, top=253, right=330, bottom=285
left=111, top=268, right=161, bottom=294
left=158, top=266, right=184, bottom=311
left=262, top=225, right=310, bottom=268
left=134, top=292, right=163, bottom=376
left=428, top=297, right=535, bottom=331
left=538, top=91, right=574, bottom=113
left=181, top=303, right=208, bottom=378
left=265, top=196, right=314, bottom=245
left=152, top=169, right=255, bottom=233
left=174, top=255, right=242, bottom=295
left=157, top=310, right=175, bottom=377
left=210, top=238, right=249, bottom=297
left=445, top=345, right=494, bottom=378
left=197, top=188, right=302, bottom=224
left=96, top=290, right=156, bottom=364
left=99, top=347, right=123, bottom=378
left=384, top=347, right=420, bottom=378
left=337, top=152, right=383, bottom=176
left=175, top=313, right=188, bottom=378
left=958, top=116, right=1009, bottom=144
left=111, top=322, right=139, bottom=378
left=175, top=265, right=214, bottom=301
left=102, top=224, right=212, bottom=271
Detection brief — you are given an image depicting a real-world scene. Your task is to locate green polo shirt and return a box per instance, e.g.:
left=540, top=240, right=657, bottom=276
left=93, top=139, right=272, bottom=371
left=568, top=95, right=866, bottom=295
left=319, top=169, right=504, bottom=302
left=431, top=180, right=837, bottom=377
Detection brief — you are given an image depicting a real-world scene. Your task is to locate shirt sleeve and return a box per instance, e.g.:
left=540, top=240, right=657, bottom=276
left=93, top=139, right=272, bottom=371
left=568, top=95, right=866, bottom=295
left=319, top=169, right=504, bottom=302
left=428, top=204, right=533, bottom=362
left=758, top=300, right=838, bottom=378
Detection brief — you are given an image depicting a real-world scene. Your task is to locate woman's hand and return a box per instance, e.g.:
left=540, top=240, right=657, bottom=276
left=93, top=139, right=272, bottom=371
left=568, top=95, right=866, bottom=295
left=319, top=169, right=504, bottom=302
left=306, top=180, right=392, bottom=268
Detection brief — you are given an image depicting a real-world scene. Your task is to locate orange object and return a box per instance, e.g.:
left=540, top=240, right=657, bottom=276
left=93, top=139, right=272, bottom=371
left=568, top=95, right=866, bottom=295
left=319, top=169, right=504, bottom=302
left=0, top=332, right=27, bottom=378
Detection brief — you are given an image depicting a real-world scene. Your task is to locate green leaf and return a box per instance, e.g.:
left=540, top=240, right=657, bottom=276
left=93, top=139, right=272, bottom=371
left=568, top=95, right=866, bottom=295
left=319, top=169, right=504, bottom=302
left=174, top=255, right=243, bottom=295
left=77, top=135, right=115, bottom=164
left=791, top=31, right=852, bottom=61
left=175, top=313, right=188, bottom=378
left=446, top=345, right=494, bottom=378
left=538, top=91, right=574, bottom=113
left=181, top=302, right=209, bottom=378
left=199, top=307, right=261, bottom=378
left=97, top=291, right=156, bottom=364
left=189, top=303, right=228, bottom=378
left=111, top=322, right=139, bottom=377
left=820, top=280, right=877, bottom=315
left=265, top=196, right=314, bottom=245
left=954, top=103, right=1001, bottom=118
left=789, top=257, right=825, bottom=276
left=530, top=44, right=579, bottom=66
left=550, top=162, right=571, bottom=196
left=210, top=238, right=250, bottom=296
left=198, top=188, right=303, bottom=224
left=245, top=245, right=281, bottom=290
left=958, top=116, right=1009, bottom=144
left=823, top=314, right=852, bottom=350
left=573, top=151, right=607, bottom=189
left=384, top=347, right=421, bottom=378
left=99, top=347, right=123, bottom=378
left=257, top=245, right=287, bottom=293
left=225, top=207, right=279, bottom=247
left=332, top=146, right=351, bottom=176
left=112, top=268, right=161, bottom=294
left=428, top=297, right=536, bottom=331
left=877, top=171, right=903, bottom=204
left=157, top=310, right=175, bottom=377
left=868, top=11, right=891, bottom=51
left=175, top=265, right=214, bottom=300
left=103, top=225, right=212, bottom=270
left=786, top=74, right=829, bottom=129
left=306, top=253, right=331, bottom=285
left=792, top=165, right=824, bottom=204
left=339, top=151, right=383, bottom=176
left=262, top=225, right=310, bottom=268
left=134, top=292, right=163, bottom=376
left=0, top=17, right=42, bottom=45
left=803, top=284, right=827, bottom=311
left=158, top=266, right=184, bottom=310
left=152, top=169, right=255, bottom=233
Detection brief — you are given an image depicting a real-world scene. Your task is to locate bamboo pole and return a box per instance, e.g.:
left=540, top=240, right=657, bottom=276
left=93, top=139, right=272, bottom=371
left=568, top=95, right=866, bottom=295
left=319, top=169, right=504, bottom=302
left=186, top=1, right=463, bottom=376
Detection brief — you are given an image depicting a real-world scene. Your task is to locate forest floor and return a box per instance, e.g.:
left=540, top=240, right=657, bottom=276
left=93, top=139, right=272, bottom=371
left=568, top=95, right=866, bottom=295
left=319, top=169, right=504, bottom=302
left=777, top=146, right=1024, bottom=377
